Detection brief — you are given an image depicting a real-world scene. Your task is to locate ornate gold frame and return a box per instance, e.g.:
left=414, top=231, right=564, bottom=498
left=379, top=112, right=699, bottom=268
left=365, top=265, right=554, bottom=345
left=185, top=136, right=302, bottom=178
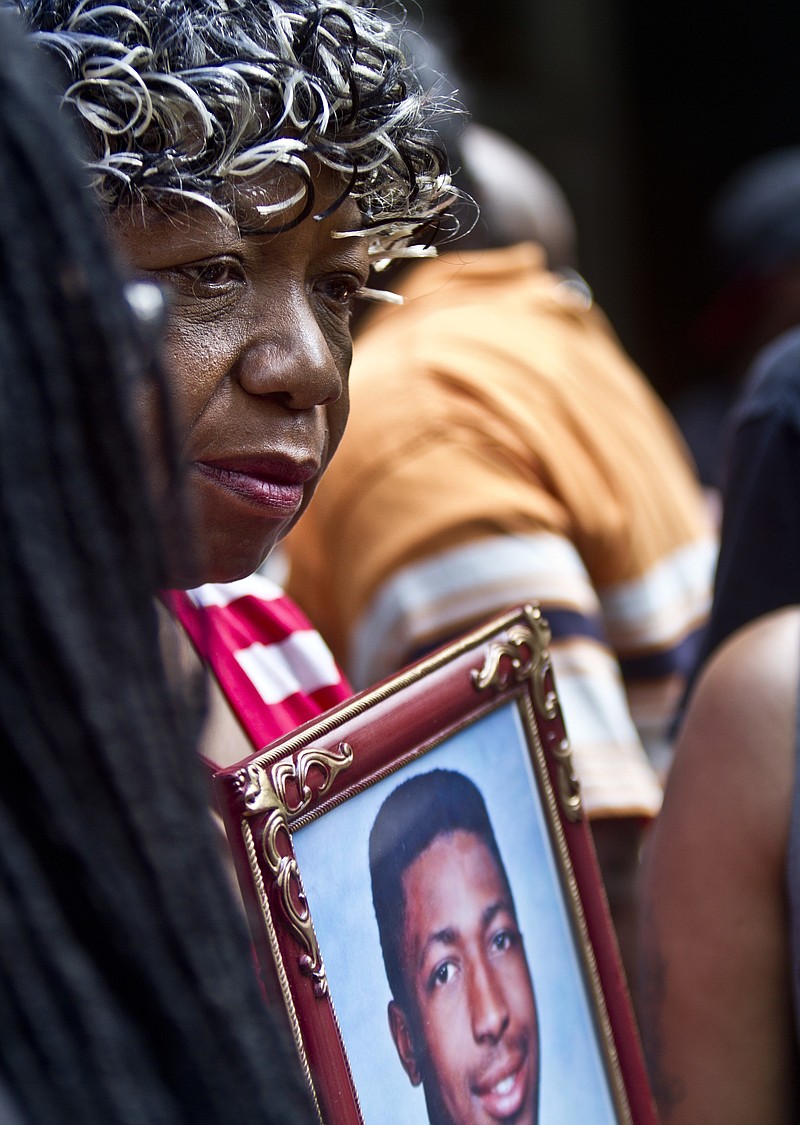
left=214, top=604, right=657, bottom=1125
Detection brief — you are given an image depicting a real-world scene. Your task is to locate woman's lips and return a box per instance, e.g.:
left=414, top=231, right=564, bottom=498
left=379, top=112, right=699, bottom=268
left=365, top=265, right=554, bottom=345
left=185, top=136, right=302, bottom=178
left=193, top=459, right=311, bottom=515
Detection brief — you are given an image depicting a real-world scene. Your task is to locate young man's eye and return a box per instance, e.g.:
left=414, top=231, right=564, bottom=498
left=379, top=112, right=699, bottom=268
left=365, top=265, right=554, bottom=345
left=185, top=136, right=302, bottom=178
left=428, top=959, right=458, bottom=991
left=490, top=927, right=520, bottom=954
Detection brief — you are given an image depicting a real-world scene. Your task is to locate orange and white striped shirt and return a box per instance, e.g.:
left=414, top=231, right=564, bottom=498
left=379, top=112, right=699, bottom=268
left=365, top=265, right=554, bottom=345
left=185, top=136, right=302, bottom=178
left=286, top=245, right=717, bottom=817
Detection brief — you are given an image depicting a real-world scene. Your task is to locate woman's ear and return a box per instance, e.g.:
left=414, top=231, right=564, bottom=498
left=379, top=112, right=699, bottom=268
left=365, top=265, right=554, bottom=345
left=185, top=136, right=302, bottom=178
left=388, top=999, right=422, bottom=1086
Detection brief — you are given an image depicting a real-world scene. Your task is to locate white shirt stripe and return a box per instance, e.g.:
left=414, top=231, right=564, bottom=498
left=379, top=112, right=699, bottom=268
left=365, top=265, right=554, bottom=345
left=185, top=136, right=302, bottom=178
left=235, top=630, right=342, bottom=705
left=186, top=575, right=284, bottom=609
left=599, top=536, right=718, bottom=652
left=350, top=532, right=598, bottom=689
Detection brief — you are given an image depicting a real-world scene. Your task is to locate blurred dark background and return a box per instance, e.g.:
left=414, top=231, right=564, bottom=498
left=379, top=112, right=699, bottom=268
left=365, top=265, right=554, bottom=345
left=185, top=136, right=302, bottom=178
left=414, top=0, right=800, bottom=408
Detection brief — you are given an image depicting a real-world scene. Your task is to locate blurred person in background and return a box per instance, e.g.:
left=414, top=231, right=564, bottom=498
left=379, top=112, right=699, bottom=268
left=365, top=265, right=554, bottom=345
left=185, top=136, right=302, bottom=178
left=671, top=146, right=800, bottom=494
left=639, top=611, right=800, bottom=1125
left=284, top=39, right=716, bottom=977
left=638, top=324, right=800, bottom=1124
left=687, top=323, right=800, bottom=682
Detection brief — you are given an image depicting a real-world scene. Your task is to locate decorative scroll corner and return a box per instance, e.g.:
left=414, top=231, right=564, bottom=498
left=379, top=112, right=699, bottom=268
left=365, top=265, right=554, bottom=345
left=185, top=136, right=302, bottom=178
left=550, top=733, right=583, bottom=822
left=243, top=742, right=354, bottom=998
left=473, top=606, right=582, bottom=821
left=299, top=953, right=329, bottom=999
left=522, top=602, right=552, bottom=647
left=472, top=603, right=558, bottom=721
left=242, top=741, right=354, bottom=820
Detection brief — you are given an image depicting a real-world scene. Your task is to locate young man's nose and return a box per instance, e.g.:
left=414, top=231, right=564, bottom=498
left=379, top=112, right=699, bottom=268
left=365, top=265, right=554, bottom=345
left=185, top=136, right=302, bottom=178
left=469, top=958, right=510, bottom=1044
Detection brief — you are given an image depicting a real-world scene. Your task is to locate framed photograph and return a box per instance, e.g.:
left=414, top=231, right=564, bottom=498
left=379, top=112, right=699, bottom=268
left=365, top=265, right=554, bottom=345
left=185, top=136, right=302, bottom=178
left=213, top=604, right=657, bottom=1125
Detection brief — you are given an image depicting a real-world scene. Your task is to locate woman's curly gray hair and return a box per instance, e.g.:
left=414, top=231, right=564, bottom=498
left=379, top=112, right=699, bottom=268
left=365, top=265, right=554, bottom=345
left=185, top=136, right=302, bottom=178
left=7, top=0, right=457, bottom=260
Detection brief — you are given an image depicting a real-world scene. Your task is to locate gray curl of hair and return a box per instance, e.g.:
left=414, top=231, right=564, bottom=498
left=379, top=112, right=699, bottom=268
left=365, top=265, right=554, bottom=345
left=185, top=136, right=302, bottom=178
left=7, top=0, right=458, bottom=261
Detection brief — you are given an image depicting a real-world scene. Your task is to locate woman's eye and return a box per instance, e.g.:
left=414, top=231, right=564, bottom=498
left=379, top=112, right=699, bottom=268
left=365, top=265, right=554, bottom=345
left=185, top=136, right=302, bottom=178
left=174, top=257, right=244, bottom=294
left=317, top=273, right=364, bottom=307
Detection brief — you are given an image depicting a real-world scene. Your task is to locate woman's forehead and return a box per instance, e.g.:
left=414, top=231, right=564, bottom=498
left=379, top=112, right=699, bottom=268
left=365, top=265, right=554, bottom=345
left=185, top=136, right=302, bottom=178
left=111, top=163, right=364, bottom=240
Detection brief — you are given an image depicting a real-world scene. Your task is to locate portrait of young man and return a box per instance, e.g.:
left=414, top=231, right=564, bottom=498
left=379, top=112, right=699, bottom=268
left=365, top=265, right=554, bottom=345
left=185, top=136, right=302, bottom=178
left=369, top=768, right=540, bottom=1125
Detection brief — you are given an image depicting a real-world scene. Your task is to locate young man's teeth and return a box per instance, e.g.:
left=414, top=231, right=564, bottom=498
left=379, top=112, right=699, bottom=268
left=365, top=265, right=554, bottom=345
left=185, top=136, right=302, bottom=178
left=494, top=1075, right=514, bottom=1095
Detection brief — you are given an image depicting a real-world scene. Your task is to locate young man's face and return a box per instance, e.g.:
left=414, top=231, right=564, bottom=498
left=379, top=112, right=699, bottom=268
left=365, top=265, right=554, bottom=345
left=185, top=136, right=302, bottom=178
left=390, top=829, right=539, bottom=1125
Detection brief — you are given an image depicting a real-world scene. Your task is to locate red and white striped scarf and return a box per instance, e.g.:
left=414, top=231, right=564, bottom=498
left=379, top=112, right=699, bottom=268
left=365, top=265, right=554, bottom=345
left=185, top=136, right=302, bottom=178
left=164, top=574, right=351, bottom=765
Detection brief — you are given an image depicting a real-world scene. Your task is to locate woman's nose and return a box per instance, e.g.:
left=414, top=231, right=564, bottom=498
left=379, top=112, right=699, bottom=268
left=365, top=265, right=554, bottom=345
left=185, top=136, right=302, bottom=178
left=236, top=305, right=345, bottom=409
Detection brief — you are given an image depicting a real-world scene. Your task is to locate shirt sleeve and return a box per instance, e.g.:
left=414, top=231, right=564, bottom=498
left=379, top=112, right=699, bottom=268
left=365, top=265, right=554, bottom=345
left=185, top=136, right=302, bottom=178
left=347, top=524, right=663, bottom=817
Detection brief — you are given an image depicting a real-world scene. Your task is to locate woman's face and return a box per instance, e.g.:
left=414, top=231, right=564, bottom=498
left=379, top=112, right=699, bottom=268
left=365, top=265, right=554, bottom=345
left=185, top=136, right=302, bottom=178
left=113, top=169, right=371, bottom=586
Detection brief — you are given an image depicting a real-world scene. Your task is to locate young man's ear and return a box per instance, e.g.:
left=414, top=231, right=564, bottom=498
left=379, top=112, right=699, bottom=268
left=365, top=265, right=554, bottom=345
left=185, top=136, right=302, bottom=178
left=388, top=999, right=422, bottom=1086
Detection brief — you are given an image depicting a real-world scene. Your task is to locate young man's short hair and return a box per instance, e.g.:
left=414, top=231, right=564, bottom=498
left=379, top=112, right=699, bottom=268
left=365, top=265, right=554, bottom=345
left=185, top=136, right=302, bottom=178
left=368, top=768, right=507, bottom=1011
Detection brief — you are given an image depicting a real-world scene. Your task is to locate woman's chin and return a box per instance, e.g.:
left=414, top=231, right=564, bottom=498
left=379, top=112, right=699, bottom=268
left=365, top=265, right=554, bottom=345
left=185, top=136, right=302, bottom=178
left=161, top=519, right=284, bottom=588
left=163, top=548, right=272, bottom=590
